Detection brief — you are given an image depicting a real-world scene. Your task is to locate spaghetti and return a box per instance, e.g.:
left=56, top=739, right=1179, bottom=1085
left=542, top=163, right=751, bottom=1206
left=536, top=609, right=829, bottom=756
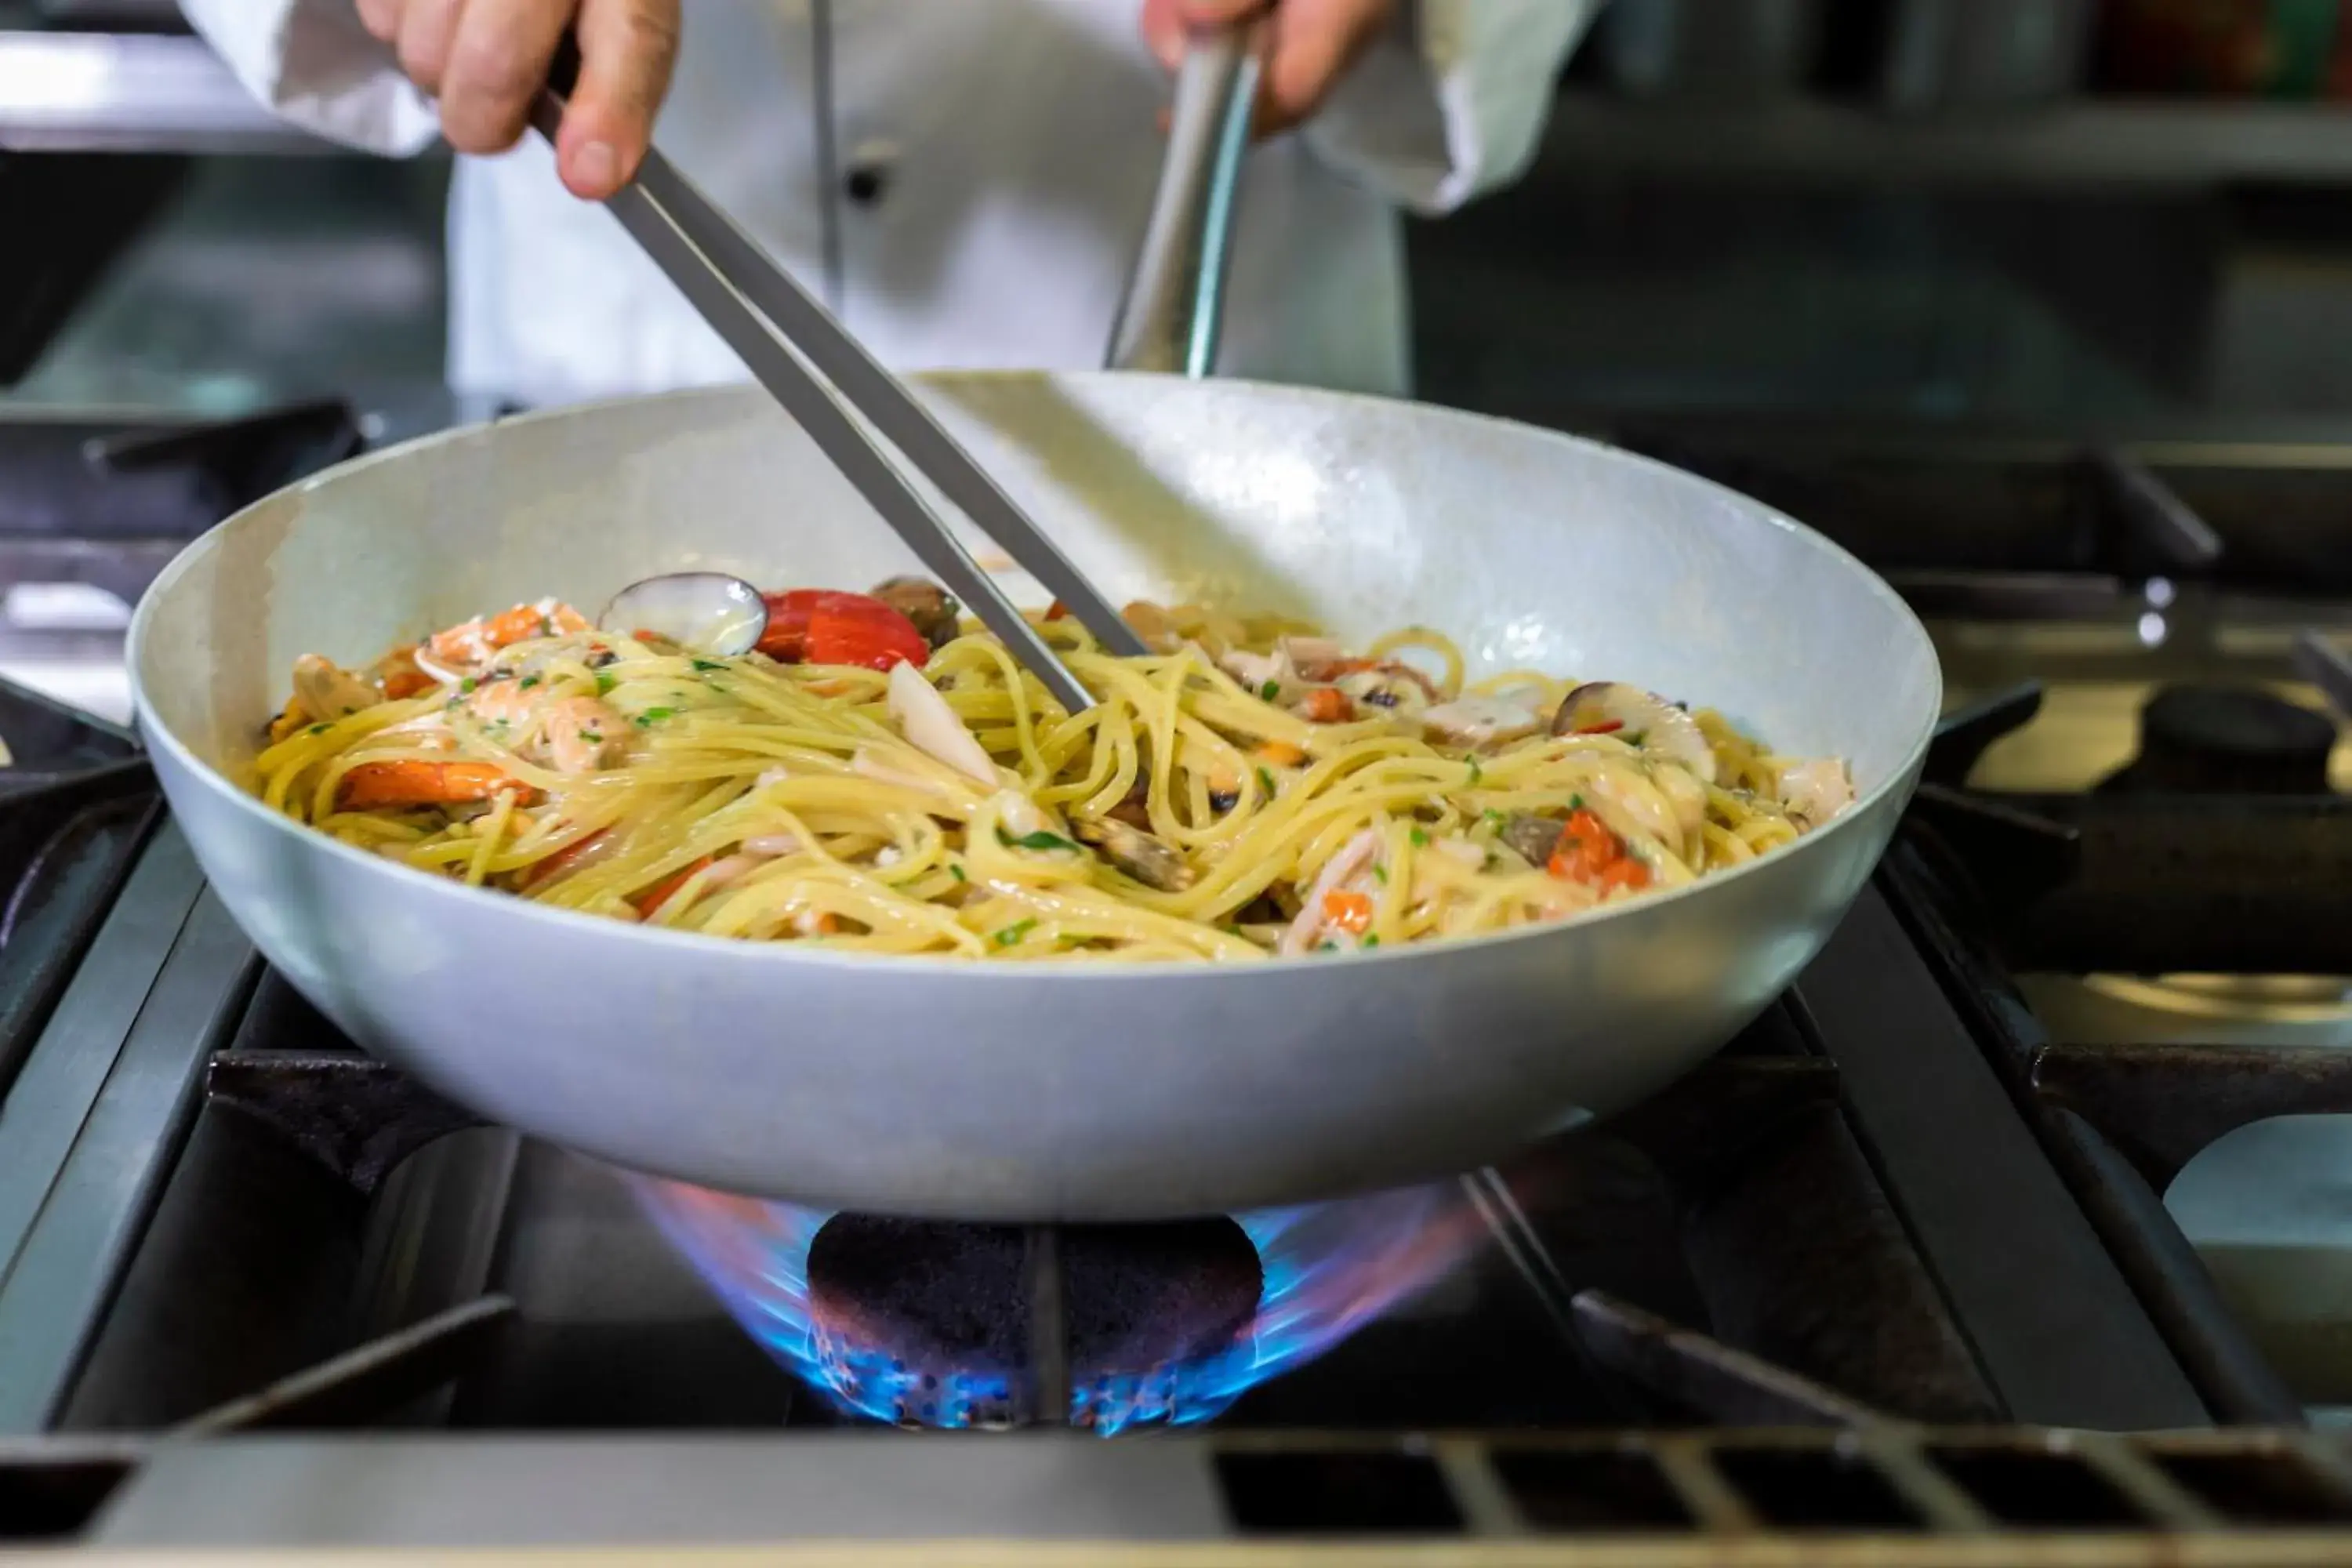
left=250, top=583, right=1853, bottom=963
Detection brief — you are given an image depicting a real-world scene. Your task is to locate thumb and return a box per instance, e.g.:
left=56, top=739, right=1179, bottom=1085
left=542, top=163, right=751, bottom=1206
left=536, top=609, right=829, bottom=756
left=1143, top=0, right=1269, bottom=70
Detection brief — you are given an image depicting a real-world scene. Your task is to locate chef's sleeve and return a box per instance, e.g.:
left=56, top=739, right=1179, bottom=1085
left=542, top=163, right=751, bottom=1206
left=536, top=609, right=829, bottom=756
left=176, top=0, right=441, bottom=156
left=1305, top=0, right=1601, bottom=216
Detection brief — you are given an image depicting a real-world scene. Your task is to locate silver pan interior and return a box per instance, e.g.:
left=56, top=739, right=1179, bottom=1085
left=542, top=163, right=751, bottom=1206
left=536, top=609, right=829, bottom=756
left=130, top=373, right=1941, bottom=1220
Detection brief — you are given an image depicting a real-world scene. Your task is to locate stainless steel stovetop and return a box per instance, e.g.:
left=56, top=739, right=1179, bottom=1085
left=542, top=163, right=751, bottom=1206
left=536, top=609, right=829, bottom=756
left=5, top=411, right=2352, bottom=1559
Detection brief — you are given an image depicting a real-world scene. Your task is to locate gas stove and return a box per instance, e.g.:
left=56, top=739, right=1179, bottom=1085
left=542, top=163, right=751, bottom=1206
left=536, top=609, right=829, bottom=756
left=6, top=419, right=2352, bottom=1558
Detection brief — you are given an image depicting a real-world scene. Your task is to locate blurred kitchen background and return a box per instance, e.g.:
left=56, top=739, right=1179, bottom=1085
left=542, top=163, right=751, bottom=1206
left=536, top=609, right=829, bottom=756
left=18, top=0, right=2352, bottom=434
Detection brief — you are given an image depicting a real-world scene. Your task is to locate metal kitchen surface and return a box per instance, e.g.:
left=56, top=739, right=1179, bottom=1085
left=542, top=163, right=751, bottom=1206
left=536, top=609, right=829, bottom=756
left=8, top=426, right=2352, bottom=1556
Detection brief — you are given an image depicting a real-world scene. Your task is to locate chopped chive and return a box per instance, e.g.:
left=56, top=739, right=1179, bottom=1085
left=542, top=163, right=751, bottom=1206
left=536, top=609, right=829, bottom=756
left=993, top=918, right=1038, bottom=948
left=1259, top=680, right=1280, bottom=702
left=949, top=863, right=967, bottom=883
left=996, top=827, right=1080, bottom=853
left=1256, top=765, right=1276, bottom=797
left=1409, top=826, right=1429, bottom=847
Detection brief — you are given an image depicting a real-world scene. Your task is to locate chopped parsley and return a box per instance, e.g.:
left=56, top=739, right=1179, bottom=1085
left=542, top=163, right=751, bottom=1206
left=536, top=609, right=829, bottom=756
left=307, top=723, right=331, bottom=737
left=1317, top=939, right=1338, bottom=953
left=459, top=677, right=477, bottom=694
left=691, top=658, right=725, bottom=673
left=1259, top=680, right=1281, bottom=702
left=579, top=728, right=604, bottom=744
left=1570, top=793, right=1585, bottom=810
left=1372, top=863, right=1388, bottom=885
left=1465, top=757, right=1484, bottom=786
left=993, top=918, right=1038, bottom=948
left=997, top=827, right=1080, bottom=854
left=1409, top=826, right=1429, bottom=847
left=594, top=670, right=617, bottom=696
left=519, top=675, right=540, bottom=690
left=1481, top=809, right=1507, bottom=832
left=1626, top=730, right=1647, bottom=747
left=1361, top=934, right=1380, bottom=949
left=634, top=706, right=677, bottom=728
left=1256, top=765, right=1276, bottom=797
left=948, top=863, right=967, bottom=883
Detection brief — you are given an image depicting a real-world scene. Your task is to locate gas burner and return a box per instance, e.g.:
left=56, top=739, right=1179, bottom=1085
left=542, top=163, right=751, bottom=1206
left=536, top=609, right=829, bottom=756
left=807, top=1217, right=1261, bottom=1428
left=637, top=1180, right=1491, bottom=1433
left=2101, top=683, right=2339, bottom=796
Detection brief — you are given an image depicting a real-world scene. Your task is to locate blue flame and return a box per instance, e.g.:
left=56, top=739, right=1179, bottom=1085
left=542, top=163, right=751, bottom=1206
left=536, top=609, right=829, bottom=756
left=636, top=1179, right=1487, bottom=1433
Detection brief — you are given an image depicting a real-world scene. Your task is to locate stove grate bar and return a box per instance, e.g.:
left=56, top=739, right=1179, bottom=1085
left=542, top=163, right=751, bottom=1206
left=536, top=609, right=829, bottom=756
left=1568, top=1289, right=1886, bottom=1428
left=1799, top=874, right=2209, bottom=1428
left=176, top=1294, right=515, bottom=1436
left=20, top=1425, right=2352, bottom=1548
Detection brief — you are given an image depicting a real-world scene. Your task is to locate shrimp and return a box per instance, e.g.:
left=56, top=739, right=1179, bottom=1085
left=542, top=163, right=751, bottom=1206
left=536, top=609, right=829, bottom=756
left=539, top=696, right=622, bottom=774
left=423, top=600, right=591, bottom=675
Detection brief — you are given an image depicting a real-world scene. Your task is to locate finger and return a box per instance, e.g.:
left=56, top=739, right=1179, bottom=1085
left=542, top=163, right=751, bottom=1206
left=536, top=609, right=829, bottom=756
left=439, top=0, right=575, bottom=154
left=1177, top=0, right=1267, bottom=21
left=1258, top=0, right=1393, bottom=135
left=1139, top=0, right=1185, bottom=71
left=394, top=0, right=464, bottom=96
left=1145, top=0, right=1268, bottom=71
left=557, top=0, right=681, bottom=198
left=356, top=0, right=403, bottom=45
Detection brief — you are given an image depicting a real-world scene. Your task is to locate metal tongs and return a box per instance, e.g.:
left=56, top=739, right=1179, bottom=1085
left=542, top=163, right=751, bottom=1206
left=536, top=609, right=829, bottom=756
left=529, top=31, right=1263, bottom=713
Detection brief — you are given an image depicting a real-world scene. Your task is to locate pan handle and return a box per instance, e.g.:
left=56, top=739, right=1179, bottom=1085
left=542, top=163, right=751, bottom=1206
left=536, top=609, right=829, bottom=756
left=1105, top=26, right=1263, bottom=378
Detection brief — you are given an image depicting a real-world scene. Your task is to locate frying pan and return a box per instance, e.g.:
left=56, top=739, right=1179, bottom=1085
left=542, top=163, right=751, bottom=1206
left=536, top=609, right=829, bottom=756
left=125, top=44, right=1940, bottom=1221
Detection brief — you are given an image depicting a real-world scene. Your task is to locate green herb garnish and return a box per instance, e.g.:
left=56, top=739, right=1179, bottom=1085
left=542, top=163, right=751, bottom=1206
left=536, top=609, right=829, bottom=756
left=996, top=827, right=1080, bottom=853
left=1256, top=765, right=1276, bottom=797
left=595, top=670, right=617, bottom=695
left=1372, top=863, right=1388, bottom=885
left=691, top=659, right=724, bottom=673
left=1626, top=730, right=1647, bottom=747
left=949, top=864, right=967, bottom=883
left=1260, top=680, right=1280, bottom=702
left=1481, top=809, right=1507, bottom=831
left=634, top=706, right=677, bottom=728
left=1361, top=934, right=1381, bottom=949
left=307, top=723, right=330, bottom=736
left=1409, top=826, right=1429, bottom=847
left=993, top=918, right=1038, bottom=948
left=519, top=675, right=540, bottom=689
left=1466, top=757, right=1483, bottom=786
left=1570, top=793, right=1584, bottom=810
left=580, top=729, right=603, bottom=744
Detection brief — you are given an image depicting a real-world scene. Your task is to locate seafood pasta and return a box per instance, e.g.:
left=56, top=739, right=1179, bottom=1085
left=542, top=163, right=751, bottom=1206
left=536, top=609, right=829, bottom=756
left=251, top=579, right=1854, bottom=962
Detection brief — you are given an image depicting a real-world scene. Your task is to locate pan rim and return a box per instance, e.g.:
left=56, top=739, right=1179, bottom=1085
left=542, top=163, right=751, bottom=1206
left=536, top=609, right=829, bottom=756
left=129, top=372, right=1943, bottom=984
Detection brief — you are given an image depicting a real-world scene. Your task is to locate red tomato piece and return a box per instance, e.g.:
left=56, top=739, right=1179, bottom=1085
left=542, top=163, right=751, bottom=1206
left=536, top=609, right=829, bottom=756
left=757, top=590, right=930, bottom=670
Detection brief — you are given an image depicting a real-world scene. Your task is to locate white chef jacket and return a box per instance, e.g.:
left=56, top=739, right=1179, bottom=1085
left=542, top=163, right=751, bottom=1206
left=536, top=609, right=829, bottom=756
left=178, top=1, right=1596, bottom=408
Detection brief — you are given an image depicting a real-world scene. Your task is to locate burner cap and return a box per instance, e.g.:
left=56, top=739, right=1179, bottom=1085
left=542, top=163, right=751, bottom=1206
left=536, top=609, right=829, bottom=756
left=805, top=1215, right=1261, bottom=1425
left=2112, top=684, right=2337, bottom=795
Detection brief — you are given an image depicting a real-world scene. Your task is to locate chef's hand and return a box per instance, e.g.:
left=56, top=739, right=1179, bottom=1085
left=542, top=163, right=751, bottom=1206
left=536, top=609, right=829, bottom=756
left=354, top=0, right=681, bottom=200
left=1142, top=0, right=1399, bottom=136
